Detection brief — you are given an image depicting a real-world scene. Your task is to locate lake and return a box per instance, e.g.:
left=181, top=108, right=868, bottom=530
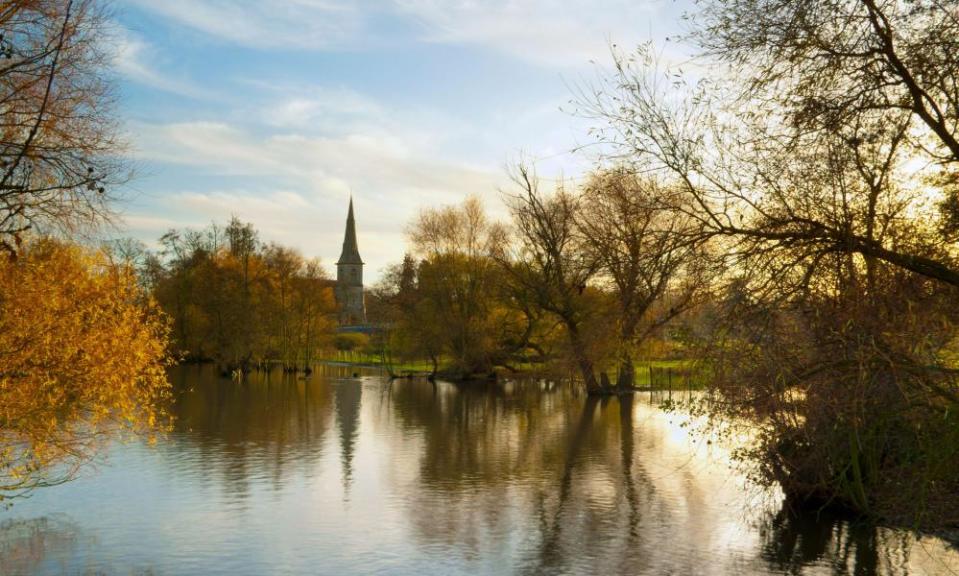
left=1, top=365, right=956, bottom=575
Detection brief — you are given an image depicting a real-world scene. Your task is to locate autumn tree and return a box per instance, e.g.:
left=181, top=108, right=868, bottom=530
left=0, top=0, right=124, bottom=255
left=290, top=259, right=337, bottom=370
left=405, top=196, right=521, bottom=377
left=151, top=218, right=337, bottom=372
left=367, top=254, right=447, bottom=374
left=260, top=243, right=305, bottom=369
left=0, top=239, right=171, bottom=499
left=0, top=1, right=175, bottom=501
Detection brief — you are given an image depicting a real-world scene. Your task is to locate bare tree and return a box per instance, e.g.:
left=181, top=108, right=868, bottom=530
left=0, top=0, right=124, bottom=255
left=577, top=167, right=711, bottom=389
left=695, top=0, right=959, bottom=165
left=576, top=0, right=959, bottom=524
left=498, top=167, right=605, bottom=393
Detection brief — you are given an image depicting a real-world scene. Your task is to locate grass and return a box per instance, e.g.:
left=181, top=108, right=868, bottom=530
left=628, top=359, right=707, bottom=389
left=318, top=350, right=707, bottom=388
left=316, top=350, right=435, bottom=373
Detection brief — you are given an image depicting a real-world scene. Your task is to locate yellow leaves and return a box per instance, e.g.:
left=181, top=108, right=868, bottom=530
left=0, top=238, right=172, bottom=496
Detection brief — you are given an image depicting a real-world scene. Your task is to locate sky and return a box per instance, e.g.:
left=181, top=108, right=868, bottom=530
left=111, top=0, right=693, bottom=281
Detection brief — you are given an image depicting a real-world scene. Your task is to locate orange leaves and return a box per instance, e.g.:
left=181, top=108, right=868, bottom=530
left=0, top=238, right=172, bottom=497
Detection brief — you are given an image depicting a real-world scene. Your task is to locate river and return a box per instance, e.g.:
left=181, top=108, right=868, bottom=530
left=1, top=365, right=956, bottom=575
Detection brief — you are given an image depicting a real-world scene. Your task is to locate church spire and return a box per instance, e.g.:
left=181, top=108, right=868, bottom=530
left=337, top=196, right=363, bottom=265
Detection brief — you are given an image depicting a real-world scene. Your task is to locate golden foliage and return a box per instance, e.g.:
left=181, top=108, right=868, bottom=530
left=152, top=220, right=338, bottom=369
left=0, top=239, right=172, bottom=498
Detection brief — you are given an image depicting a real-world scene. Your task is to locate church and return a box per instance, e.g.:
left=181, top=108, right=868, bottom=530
left=334, top=197, right=367, bottom=326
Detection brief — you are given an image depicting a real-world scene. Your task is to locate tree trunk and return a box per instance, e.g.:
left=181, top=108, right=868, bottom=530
left=616, top=318, right=639, bottom=392
left=566, top=323, right=602, bottom=394
left=617, top=354, right=635, bottom=391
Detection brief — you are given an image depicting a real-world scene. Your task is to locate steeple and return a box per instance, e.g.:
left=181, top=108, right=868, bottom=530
left=337, top=197, right=363, bottom=265
left=334, top=196, right=366, bottom=324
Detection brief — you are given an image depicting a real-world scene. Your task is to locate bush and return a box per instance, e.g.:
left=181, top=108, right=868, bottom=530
left=334, top=332, right=370, bottom=352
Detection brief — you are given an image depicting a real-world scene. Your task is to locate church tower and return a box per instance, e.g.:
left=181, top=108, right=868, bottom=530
left=335, top=197, right=366, bottom=325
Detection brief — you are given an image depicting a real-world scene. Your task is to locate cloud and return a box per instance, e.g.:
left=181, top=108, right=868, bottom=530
left=112, top=27, right=214, bottom=98
left=120, top=0, right=374, bottom=50
left=134, top=120, right=502, bottom=206
left=253, top=84, right=390, bottom=136
left=126, top=118, right=506, bottom=278
left=121, top=0, right=689, bottom=68
left=394, top=0, right=669, bottom=67
left=118, top=68, right=603, bottom=277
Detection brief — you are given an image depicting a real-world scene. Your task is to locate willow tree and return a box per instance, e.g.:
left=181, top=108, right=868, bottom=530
left=0, top=2, right=175, bottom=500
left=581, top=0, right=959, bottom=524
left=405, top=196, right=519, bottom=377
left=0, top=240, right=172, bottom=499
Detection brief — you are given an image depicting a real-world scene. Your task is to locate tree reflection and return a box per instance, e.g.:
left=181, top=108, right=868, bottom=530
left=5, top=368, right=958, bottom=574
left=167, top=365, right=333, bottom=500
left=161, top=368, right=959, bottom=575
left=0, top=517, right=82, bottom=575
left=522, top=395, right=664, bottom=576
left=384, top=380, right=668, bottom=574
left=759, top=505, right=959, bottom=576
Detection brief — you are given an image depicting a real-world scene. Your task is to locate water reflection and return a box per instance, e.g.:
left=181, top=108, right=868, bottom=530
left=0, top=517, right=82, bottom=575
left=167, top=365, right=335, bottom=502
left=0, top=366, right=955, bottom=575
left=760, top=507, right=959, bottom=575
left=334, top=380, right=362, bottom=496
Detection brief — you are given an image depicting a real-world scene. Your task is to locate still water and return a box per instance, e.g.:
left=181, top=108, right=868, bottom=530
left=1, top=365, right=957, bottom=575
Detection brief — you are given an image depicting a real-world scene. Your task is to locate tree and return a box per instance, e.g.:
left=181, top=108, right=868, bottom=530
left=150, top=219, right=337, bottom=372
left=695, top=0, right=959, bottom=167
left=406, top=196, right=515, bottom=377
left=582, top=3, right=959, bottom=289
left=577, top=168, right=711, bottom=389
left=367, top=254, right=447, bottom=374
left=290, top=259, right=336, bottom=370
left=499, top=167, right=606, bottom=393
left=261, top=243, right=305, bottom=369
left=0, top=0, right=124, bottom=255
left=581, top=1, right=959, bottom=524
left=334, top=333, right=369, bottom=353
left=0, top=239, right=172, bottom=499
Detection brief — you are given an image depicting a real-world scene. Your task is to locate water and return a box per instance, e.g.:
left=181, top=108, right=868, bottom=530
left=1, top=365, right=956, bottom=575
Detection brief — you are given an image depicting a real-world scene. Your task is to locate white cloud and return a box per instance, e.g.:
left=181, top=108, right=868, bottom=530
left=117, top=213, right=182, bottom=234
left=394, top=0, right=673, bottom=67
left=121, top=0, right=690, bottom=68
left=253, top=84, right=392, bottom=137
left=120, top=0, right=374, bottom=50
left=138, top=120, right=503, bottom=204
left=266, top=92, right=380, bottom=129
left=112, top=28, right=214, bottom=98
left=126, top=118, right=506, bottom=278
left=118, top=68, right=605, bottom=277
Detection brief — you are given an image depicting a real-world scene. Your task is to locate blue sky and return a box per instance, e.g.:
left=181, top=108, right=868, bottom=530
left=110, top=0, right=692, bottom=280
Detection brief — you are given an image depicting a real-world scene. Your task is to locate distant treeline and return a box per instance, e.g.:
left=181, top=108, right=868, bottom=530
left=125, top=217, right=336, bottom=371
